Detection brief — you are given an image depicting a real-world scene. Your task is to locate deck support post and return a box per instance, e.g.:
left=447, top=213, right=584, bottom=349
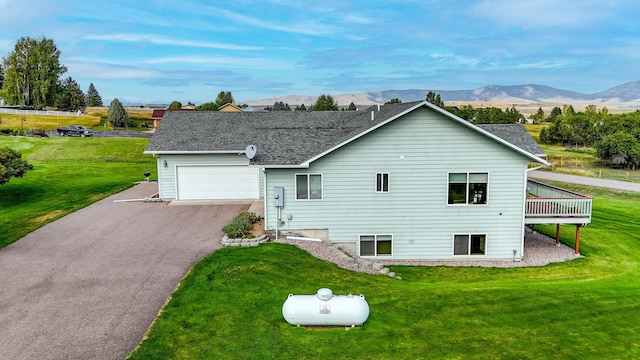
left=575, top=225, right=581, bottom=255
left=555, top=224, right=561, bottom=246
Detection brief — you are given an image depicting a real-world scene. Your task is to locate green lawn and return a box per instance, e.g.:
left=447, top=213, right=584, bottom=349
left=0, top=136, right=155, bottom=248
left=129, top=185, right=640, bottom=359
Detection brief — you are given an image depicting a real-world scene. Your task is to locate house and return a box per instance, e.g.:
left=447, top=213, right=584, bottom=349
left=151, top=109, right=166, bottom=128
left=145, top=101, right=590, bottom=261
left=218, top=102, right=244, bottom=112
left=151, top=108, right=195, bottom=128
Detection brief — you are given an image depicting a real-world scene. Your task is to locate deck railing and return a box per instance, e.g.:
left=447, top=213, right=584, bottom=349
left=525, top=179, right=592, bottom=224
left=525, top=197, right=592, bottom=218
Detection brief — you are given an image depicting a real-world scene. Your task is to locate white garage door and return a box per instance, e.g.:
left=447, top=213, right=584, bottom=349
left=176, top=166, right=259, bottom=200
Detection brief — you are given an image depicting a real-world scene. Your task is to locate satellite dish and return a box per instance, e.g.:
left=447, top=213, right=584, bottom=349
left=245, top=144, right=257, bottom=160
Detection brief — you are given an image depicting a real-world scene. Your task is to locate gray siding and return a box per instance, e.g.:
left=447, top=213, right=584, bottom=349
left=265, top=107, right=530, bottom=260
left=156, top=154, right=263, bottom=199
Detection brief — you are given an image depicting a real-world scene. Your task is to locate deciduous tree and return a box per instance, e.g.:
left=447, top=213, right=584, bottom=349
left=425, top=91, right=444, bottom=108
left=169, top=101, right=182, bottom=109
left=596, top=131, right=640, bottom=169
left=312, top=94, right=338, bottom=111
left=0, top=147, right=33, bottom=185
left=0, top=36, right=67, bottom=109
left=385, top=98, right=401, bottom=104
left=195, top=102, right=218, bottom=111
left=215, top=91, right=234, bottom=107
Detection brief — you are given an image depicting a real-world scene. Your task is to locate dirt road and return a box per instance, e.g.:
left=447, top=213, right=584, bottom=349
left=529, top=170, right=640, bottom=193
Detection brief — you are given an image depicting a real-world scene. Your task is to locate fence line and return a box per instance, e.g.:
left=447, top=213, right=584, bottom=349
left=0, top=109, right=81, bottom=117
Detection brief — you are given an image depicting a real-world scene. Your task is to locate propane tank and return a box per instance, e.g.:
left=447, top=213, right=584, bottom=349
left=282, top=288, right=370, bottom=326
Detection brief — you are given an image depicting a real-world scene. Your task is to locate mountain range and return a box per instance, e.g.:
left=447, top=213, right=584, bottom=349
left=245, top=81, right=640, bottom=107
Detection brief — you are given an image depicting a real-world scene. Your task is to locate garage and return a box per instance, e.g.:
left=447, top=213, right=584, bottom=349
left=176, top=165, right=260, bottom=200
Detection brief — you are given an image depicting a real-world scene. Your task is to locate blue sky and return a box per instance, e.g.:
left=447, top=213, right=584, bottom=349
left=1, top=0, right=639, bottom=104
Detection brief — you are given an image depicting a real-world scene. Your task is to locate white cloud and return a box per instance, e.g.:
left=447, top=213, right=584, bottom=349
left=84, top=33, right=262, bottom=51
left=469, top=0, right=613, bottom=29
left=143, top=56, right=290, bottom=70
left=213, top=8, right=335, bottom=36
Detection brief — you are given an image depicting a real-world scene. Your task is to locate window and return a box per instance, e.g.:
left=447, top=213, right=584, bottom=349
left=448, top=172, right=488, bottom=205
left=376, top=172, right=389, bottom=193
left=453, top=234, right=486, bottom=256
left=296, top=174, right=322, bottom=200
left=359, top=235, right=392, bottom=256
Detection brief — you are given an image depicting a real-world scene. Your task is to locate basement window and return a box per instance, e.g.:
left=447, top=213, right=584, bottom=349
left=359, top=234, right=392, bottom=257
left=453, top=234, right=486, bottom=256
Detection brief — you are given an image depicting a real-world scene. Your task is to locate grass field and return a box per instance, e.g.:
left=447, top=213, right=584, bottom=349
left=129, top=183, right=640, bottom=359
left=0, top=107, right=153, bottom=132
left=0, top=136, right=155, bottom=248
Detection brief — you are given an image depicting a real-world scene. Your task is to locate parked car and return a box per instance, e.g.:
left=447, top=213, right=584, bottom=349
left=56, top=125, right=94, bottom=137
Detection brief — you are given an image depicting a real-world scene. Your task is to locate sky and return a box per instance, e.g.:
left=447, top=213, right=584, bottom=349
left=1, top=0, right=639, bottom=105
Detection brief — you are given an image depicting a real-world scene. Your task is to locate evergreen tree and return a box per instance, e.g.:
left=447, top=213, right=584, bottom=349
left=107, top=98, right=131, bottom=129
left=85, top=83, right=103, bottom=107
left=312, top=94, right=339, bottom=111
left=295, top=104, right=307, bottom=111
left=269, top=101, right=290, bottom=111
left=347, top=102, right=357, bottom=110
left=56, top=77, right=85, bottom=111
left=0, top=36, right=67, bottom=109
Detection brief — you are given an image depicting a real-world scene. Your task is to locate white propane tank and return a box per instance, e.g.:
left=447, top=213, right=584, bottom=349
left=282, top=288, right=370, bottom=326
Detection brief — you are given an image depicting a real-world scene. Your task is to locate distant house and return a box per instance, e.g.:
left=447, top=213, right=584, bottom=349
left=151, top=108, right=194, bottom=128
left=151, top=109, right=166, bottom=128
left=218, top=102, right=244, bottom=112
left=145, top=101, right=591, bottom=261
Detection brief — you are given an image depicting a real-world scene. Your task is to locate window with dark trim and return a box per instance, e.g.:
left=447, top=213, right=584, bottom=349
left=453, top=234, right=486, bottom=256
left=448, top=172, right=488, bottom=205
left=359, top=234, right=393, bottom=256
left=376, top=172, right=389, bottom=193
left=296, top=174, right=322, bottom=200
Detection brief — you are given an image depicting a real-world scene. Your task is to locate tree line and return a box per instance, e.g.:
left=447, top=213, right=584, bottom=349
left=538, top=104, right=640, bottom=168
left=0, top=36, right=103, bottom=111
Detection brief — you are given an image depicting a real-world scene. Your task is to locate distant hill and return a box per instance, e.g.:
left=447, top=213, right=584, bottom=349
left=245, top=81, right=640, bottom=107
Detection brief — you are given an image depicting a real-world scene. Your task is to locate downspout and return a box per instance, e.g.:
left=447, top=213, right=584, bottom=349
left=263, top=168, right=268, bottom=233
left=520, top=164, right=545, bottom=259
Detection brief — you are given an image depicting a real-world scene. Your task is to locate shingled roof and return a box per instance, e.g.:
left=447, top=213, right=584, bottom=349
left=145, top=101, right=547, bottom=166
left=478, top=124, right=545, bottom=157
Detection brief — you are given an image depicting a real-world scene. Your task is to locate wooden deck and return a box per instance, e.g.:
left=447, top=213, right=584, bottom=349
left=525, top=180, right=592, bottom=225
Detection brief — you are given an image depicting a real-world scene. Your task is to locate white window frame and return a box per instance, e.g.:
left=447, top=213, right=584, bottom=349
left=359, top=234, right=393, bottom=257
left=447, top=172, right=489, bottom=206
left=375, top=172, right=390, bottom=193
left=295, top=173, right=323, bottom=200
left=453, top=234, right=487, bottom=256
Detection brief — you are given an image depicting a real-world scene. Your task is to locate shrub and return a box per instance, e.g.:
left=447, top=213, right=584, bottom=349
left=223, top=212, right=262, bottom=238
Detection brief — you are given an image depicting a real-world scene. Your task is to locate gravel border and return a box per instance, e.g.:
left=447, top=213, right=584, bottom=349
left=274, top=227, right=580, bottom=274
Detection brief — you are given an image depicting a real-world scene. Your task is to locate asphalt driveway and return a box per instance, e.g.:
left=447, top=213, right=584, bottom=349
left=0, top=183, right=249, bottom=359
